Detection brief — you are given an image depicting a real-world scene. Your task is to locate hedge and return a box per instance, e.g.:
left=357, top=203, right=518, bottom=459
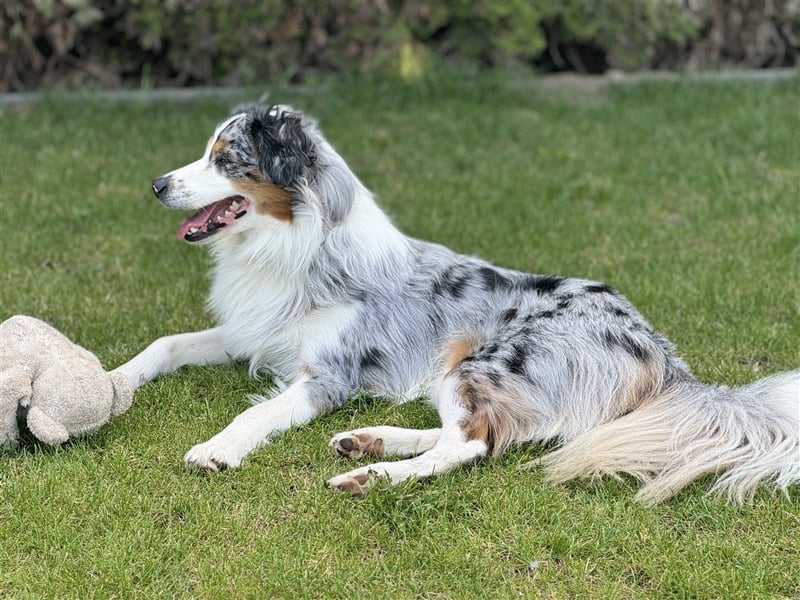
left=1, top=0, right=798, bottom=91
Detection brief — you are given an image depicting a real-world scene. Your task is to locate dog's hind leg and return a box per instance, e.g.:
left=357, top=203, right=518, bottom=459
left=330, top=426, right=441, bottom=459
left=327, top=377, right=488, bottom=494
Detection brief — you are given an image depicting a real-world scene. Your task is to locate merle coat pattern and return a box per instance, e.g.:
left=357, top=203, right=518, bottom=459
left=115, top=105, right=799, bottom=504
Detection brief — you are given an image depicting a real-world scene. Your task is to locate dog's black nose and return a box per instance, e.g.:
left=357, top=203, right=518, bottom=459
left=152, top=177, right=169, bottom=198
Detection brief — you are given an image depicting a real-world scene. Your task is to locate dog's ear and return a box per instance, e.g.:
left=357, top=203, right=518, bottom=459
left=248, top=107, right=316, bottom=188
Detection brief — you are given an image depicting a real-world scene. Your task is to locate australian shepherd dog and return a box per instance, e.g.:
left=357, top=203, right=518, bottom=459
left=115, top=104, right=799, bottom=503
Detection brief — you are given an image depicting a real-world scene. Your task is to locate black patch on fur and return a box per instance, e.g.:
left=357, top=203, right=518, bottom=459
left=479, top=267, right=512, bottom=292
left=585, top=283, right=617, bottom=295
left=600, top=331, right=617, bottom=351
left=448, top=277, right=470, bottom=299
left=555, top=295, right=573, bottom=310
left=536, top=310, right=555, bottom=319
left=478, top=342, right=501, bottom=359
left=500, top=308, right=519, bottom=323
left=503, top=344, right=528, bottom=376
left=359, top=347, right=386, bottom=371
left=601, top=331, right=650, bottom=362
left=611, top=307, right=629, bottom=318
left=520, top=275, right=564, bottom=294
left=620, top=334, right=650, bottom=362
left=486, top=369, right=503, bottom=387
left=247, top=106, right=316, bottom=187
left=432, top=266, right=470, bottom=299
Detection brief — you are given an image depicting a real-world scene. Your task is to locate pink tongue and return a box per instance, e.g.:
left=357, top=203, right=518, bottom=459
left=176, top=198, right=247, bottom=240
left=177, top=204, right=218, bottom=240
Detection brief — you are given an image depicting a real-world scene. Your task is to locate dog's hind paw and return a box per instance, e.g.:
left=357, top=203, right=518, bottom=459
left=327, top=471, right=372, bottom=496
left=184, top=440, right=243, bottom=472
left=329, top=430, right=385, bottom=460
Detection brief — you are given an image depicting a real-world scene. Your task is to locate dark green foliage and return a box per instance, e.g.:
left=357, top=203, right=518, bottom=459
left=543, top=0, right=705, bottom=70
left=2, top=0, right=798, bottom=91
left=404, top=0, right=551, bottom=64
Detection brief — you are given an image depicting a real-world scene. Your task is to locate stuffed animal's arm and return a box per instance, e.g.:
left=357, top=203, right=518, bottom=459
left=107, top=371, right=134, bottom=416
left=0, top=365, right=34, bottom=447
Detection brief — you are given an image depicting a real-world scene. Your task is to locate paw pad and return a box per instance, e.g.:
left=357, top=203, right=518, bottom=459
left=330, top=472, right=371, bottom=496
left=337, top=436, right=355, bottom=452
left=331, top=432, right=384, bottom=460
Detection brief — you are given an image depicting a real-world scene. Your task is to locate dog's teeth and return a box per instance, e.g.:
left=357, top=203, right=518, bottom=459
left=189, top=227, right=200, bottom=234
left=229, top=201, right=240, bottom=211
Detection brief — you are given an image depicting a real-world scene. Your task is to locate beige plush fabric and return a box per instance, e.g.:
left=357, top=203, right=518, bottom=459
left=0, top=315, right=133, bottom=446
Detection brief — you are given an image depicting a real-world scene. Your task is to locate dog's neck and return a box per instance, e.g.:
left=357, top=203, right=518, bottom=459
left=205, top=183, right=412, bottom=325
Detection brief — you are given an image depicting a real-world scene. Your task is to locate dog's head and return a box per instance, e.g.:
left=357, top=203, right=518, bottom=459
left=153, top=104, right=348, bottom=244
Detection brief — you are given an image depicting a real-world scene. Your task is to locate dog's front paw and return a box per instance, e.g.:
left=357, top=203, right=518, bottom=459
left=329, top=430, right=385, bottom=460
left=184, top=440, right=243, bottom=472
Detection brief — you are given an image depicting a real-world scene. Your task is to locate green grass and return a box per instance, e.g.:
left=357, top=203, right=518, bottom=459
left=1, top=73, right=799, bottom=599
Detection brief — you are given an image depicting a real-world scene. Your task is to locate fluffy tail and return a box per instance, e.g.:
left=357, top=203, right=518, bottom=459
left=540, top=370, right=800, bottom=504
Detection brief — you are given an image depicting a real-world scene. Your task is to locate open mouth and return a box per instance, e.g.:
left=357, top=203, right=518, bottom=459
left=177, top=196, right=250, bottom=242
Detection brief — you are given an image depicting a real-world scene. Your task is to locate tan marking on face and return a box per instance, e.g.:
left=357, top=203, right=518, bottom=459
left=211, top=138, right=228, bottom=157
left=232, top=179, right=293, bottom=222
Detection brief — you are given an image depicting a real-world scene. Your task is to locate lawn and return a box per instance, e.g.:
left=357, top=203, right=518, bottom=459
left=1, top=73, right=798, bottom=599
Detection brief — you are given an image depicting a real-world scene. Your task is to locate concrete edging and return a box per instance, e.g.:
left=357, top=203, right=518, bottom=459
left=1, top=68, right=797, bottom=107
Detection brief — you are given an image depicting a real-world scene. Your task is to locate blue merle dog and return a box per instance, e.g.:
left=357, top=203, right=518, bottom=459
left=114, top=104, right=799, bottom=504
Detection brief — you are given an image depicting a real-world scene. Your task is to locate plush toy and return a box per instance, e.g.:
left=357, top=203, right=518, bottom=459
left=0, top=315, right=133, bottom=447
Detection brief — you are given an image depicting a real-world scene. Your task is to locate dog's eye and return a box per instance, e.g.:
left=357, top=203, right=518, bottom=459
left=213, top=153, right=232, bottom=169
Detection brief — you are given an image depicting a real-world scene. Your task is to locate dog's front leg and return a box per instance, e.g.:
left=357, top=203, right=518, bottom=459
left=183, top=376, right=335, bottom=471
left=112, top=327, right=230, bottom=391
